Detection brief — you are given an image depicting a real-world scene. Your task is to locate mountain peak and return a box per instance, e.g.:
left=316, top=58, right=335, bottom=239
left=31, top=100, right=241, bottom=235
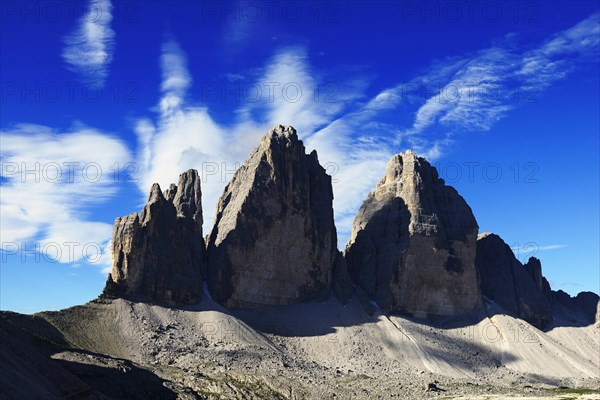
left=269, top=124, right=297, bottom=139
left=103, top=169, right=205, bottom=305
left=346, top=152, right=481, bottom=317
left=206, top=125, right=341, bottom=308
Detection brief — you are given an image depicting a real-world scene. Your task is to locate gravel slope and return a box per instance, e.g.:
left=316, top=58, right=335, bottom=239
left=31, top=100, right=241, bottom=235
left=1, top=295, right=598, bottom=399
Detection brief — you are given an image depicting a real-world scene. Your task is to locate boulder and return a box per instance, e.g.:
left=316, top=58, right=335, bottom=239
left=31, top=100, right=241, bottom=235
left=206, top=125, right=339, bottom=308
left=103, top=169, right=204, bottom=305
left=475, top=233, right=553, bottom=328
left=344, top=151, right=481, bottom=316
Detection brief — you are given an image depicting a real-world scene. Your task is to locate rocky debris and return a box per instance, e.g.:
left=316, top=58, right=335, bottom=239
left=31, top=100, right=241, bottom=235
left=344, top=150, right=481, bottom=316
left=52, top=351, right=181, bottom=400
left=553, top=290, right=600, bottom=325
left=475, top=233, right=553, bottom=328
left=4, top=292, right=600, bottom=400
left=0, top=312, right=92, bottom=400
left=0, top=310, right=184, bottom=400
left=103, top=169, right=205, bottom=306
left=206, top=125, right=339, bottom=308
left=596, top=301, right=600, bottom=326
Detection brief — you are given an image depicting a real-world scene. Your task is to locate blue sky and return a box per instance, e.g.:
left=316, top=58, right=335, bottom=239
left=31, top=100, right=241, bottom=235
left=1, top=0, right=599, bottom=313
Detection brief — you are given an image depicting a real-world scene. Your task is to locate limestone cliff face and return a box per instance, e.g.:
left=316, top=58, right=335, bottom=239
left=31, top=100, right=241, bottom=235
left=206, top=125, right=339, bottom=308
left=523, top=257, right=553, bottom=304
left=344, top=151, right=481, bottom=316
left=553, top=290, right=600, bottom=326
left=103, top=170, right=204, bottom=305
left=475, top=233, right=553, bottom=328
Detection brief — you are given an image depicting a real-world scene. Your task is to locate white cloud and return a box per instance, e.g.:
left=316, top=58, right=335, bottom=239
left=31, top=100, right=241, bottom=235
left=63, top=0, right=115, bottom=86
left=511, top=244, right=569, bottom=262
left=159, top=40, right=191, bottom=117
left=307, top=14, right=598, bottom=243
left=303, top=115, right=394, bottom=244
left=218, top=0, right=259, bottom=60
left=243, top=47, right=355, bottom=133
left=517, top=13, right=599, bottom=91
left=136, top=42, right=374, bottom=235
left=365, top=13, right=600, bottom=156
left=536, top=244, right=569, bottom=251
left=135, top=13, right=599, bottom=246
left=1, top=124, right=131, bottom=268
left=5, top=12, right=597, bottom=275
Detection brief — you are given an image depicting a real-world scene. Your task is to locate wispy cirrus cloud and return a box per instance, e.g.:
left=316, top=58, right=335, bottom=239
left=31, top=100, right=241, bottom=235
left=301, top=14, right=600, bottom=241
left=537, top=244, right=569, bottom=251
left=217, top=0, right=263, bottom=60
left=4, top=12, right=598, bottom=271
left=135, top=39, right=391, bottom=243
left=1, top=124, right=131, bottom=269
left=518, top=13, right=600, bottom=90
left=366, top=13, right=600, bottom=158
left=159, top=40, right=191, bottom=117
left=136, top=13, right=600, bottom=245
left=136, top=41, right=371, bottom=232
left=511, top=244, right=569, bottom=263
left=62, top=0, right=115, bottom=87
left=511, top=243, right=569, bottom=252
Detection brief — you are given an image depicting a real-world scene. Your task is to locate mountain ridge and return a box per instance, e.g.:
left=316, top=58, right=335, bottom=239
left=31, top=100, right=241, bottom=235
left=1, top=124, right=598, bottom=399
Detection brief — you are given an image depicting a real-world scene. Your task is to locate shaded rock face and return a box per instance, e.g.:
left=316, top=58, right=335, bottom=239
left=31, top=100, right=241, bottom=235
left=523, top=257, right=553, bottom=304
left=103, top=170, right=204, bottom=305
left=554, top=290, right=600, bottom=325
left=206, top=125, right=338, bottom=308
left=344, top=151, right=481, bottom=316
left=475, top=233, right=553, bottom=328
left=332, top=252, right=354, bottom=305
left=572, top=292, right=600, bottom=321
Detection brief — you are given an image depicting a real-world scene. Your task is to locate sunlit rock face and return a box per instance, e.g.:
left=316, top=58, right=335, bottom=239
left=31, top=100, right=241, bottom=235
left=206, top=125, right=340, bottom=308
left=103, top=169, right=205, bottom=305
left=345, top=151, right=481, bottom=317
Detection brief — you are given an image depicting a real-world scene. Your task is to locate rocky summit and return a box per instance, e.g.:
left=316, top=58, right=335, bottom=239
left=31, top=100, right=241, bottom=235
left=206, top=125, right=339, bottom=308
left=2, top=127, right=600, bottom=400
left=103, top=169, right=205, bottom=305
left=344, top=151, right=481, bottom=316
left=475, top=233, right=553, bottom=328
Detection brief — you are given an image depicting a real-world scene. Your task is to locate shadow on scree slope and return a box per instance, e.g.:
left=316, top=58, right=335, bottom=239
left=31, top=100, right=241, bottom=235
left=0, top=311, right=178, bottom=400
